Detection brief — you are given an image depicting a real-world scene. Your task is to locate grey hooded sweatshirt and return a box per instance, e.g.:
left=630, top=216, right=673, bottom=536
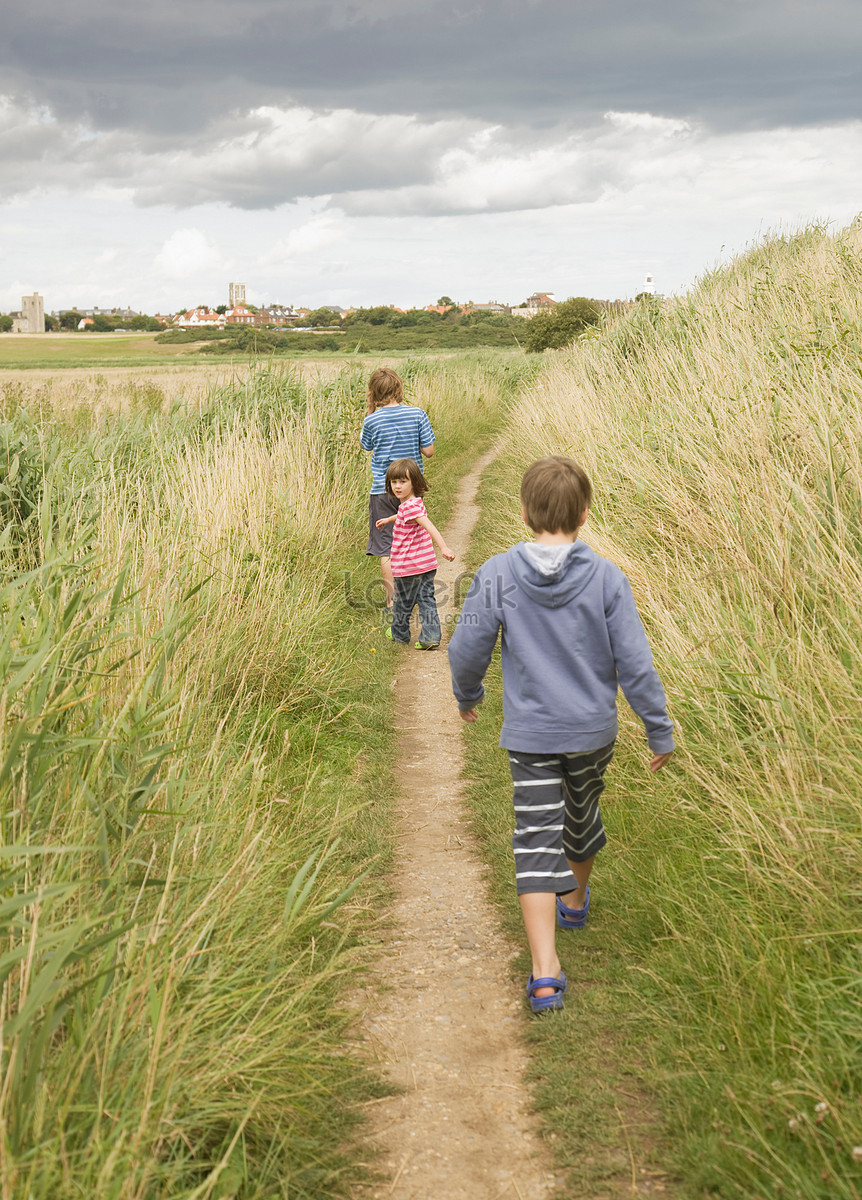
left=448, top=541, right=674, bottom=754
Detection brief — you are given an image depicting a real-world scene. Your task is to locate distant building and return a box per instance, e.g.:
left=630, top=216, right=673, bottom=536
left=174, top=306, right=225, bottom=329
left=11, top=292, right=45, bottom=333
left=225, top=303, right=268, bottom=327
left=509, top=292, right=557, bottom=319
left=469, top=301, right=511, bottom=314
left=264, top=303, right=299, bottom=325
left=51, top=306, right=140, bottom=320
left=642, top=274, right=656, bottom=296
left=228, top=282, right=246, bottom=308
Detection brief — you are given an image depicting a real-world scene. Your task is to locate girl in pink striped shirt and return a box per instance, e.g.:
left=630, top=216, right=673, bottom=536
left=375, top=458, right=455, bottom=649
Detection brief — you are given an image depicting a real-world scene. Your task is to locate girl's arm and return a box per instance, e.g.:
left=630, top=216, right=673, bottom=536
left=375, top=515, right=397, bottom=529
left=415, top=513, right=455, bottom=561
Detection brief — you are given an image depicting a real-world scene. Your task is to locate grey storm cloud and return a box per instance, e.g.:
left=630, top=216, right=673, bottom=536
left=3, top=0, right=860, bottom=134
left=1, top=0, right=860, bottom=215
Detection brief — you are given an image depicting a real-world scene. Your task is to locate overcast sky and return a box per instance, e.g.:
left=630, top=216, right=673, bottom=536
left=2, top=0, right=860, bottom=314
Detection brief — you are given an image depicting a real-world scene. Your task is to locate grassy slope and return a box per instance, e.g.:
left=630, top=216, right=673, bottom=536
left=460, top=222, right=862, bottom=1200
left=0, top=353, right=524, bottom=1198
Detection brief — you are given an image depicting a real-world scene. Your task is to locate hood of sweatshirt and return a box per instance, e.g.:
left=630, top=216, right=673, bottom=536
left=506, top=541, right=601, bottom=609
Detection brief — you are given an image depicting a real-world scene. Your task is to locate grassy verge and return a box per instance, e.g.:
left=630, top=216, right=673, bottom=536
left=459, top=454, right=684, bottom=1198
left=459, top=222, right=862, bottom=1199
left=0, top=353, right=519, bottom=1198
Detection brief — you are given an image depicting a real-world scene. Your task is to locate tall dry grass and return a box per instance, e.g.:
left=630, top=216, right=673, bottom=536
left=483, top=221, right=862, bottom=1197
left=0, top=354, right=520, bottom=1198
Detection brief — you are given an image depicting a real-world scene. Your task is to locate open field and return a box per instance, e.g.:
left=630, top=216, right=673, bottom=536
left=0, top=331, right=508, bottom=373
left=0, top=336, right=513, bottom=415
left=0, top=331, right=208, bottom=367
left=0, top=355, right=459, bottom=415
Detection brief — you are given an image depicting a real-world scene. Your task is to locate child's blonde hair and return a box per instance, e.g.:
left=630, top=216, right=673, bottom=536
left=385, top=457, right=428, bottom=498
left=367, top=367, right=404, bottom=414
left=520, top=456, right=592, bottom=534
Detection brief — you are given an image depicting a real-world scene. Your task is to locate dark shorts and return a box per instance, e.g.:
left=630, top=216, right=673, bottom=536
left=507, top=744, right=614, bottom=895
left=366, top=493, right=400, bottom=557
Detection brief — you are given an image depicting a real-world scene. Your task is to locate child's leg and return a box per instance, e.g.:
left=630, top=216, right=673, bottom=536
left=519, top=892, right=562, bottom=997
left=391, top=574, right=420, bottom=643
left=560, top=853, right=596, bottom=911
left=509, top=751, right=578, bottom=997
left=380, top=555, right=395, bottom=608
left=557, top=744, right=614, bottom=911
left=366, top=494, right=398, bottom=607
left=415, top=570, right=441, bottom=645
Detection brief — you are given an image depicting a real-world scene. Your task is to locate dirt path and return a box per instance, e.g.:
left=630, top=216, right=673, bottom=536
left=353, top=445, right=563, bottom=1199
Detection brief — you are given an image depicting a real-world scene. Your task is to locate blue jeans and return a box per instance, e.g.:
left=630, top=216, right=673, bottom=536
left=392, top=570, right=441, bottom=645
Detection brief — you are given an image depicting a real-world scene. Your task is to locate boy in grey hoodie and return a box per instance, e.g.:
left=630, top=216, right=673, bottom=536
left=448, top=456, right=674, bottom=1013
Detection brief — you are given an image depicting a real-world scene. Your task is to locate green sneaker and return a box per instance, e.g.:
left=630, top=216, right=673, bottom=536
left=415, top=641, right=440, bottom=651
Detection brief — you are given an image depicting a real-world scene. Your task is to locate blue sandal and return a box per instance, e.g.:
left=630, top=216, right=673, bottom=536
left=557, top=886, right=590, bottom=929
left=526, top=972, right=567, bottom=1013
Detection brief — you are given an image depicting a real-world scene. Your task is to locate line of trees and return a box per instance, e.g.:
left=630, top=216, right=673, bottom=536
left=0, top=312, right=167, bottom=333
left=521, top=298, right=601, bottom=351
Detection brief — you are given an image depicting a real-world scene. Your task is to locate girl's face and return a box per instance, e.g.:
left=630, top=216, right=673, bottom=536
left=390, top=474, right=415, bottom=501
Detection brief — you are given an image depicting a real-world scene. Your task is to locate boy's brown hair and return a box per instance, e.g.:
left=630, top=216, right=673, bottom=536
left=520, top=456, right=592, bottom=534
left=367, top=367, right=404, bottom=414
left=385, top=457, right=429, bottom=498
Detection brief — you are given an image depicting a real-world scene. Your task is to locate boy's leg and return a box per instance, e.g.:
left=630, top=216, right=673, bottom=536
left=519, top=893, right=562, bottom=998
left=415, top=570, right=441, bottom=645
left=366, top=494, right=399, bottom=608
left=560, top=854, right=596, bottom=911
left=391, top=574, right=419, bottom=643
left=557, top=744, right=614, bottom=912
left=509, top=752, right=578, bottom=998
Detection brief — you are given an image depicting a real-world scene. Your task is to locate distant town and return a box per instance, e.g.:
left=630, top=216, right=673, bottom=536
left=1, top=280, right=654, bottom=335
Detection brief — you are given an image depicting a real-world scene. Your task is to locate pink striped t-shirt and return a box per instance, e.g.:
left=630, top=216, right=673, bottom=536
left=389, top=496, right=438, bottom=578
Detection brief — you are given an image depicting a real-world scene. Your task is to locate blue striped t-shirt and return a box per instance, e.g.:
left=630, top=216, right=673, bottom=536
left=360, top=404, right=435, bottom=494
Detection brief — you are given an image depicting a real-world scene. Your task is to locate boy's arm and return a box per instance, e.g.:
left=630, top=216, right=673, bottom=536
left=414, top=512, right=454, bottom=561
left=448, top=563, right=501, bottom=716
left=606, top=576, right=675, bottom=756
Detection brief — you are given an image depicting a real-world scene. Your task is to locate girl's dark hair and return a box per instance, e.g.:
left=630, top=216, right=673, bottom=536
left=367, top=367, right=404, bottom=414
left=385, top=457, right=428, bottom=497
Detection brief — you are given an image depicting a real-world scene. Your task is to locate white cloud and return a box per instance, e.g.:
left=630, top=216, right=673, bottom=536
left=154, top=229, right=223, bottom=277
left=270, top=211, right=345, bottom=259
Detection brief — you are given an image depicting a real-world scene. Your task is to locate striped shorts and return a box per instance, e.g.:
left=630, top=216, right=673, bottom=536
left=508, top=744, right=614, bottom=895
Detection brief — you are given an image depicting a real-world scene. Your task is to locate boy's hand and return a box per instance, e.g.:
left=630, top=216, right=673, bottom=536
left=650, top=751, right=673, bottom=772
left=459, top=708, right=478, bottom=722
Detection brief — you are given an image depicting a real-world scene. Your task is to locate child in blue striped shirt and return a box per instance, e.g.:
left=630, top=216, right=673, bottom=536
left=360, top=368, right=436, bottom=610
